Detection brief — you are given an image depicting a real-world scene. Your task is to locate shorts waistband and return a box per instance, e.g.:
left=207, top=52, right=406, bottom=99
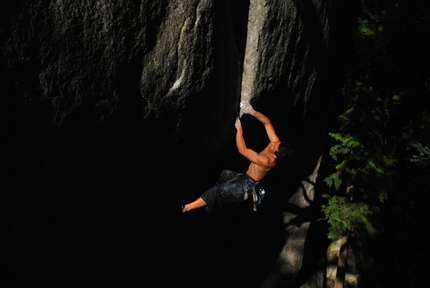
left=242, top=172, right=260, bottom=185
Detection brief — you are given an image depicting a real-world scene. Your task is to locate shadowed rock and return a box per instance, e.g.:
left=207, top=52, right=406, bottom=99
left=1, top=1, right=357, bottom=287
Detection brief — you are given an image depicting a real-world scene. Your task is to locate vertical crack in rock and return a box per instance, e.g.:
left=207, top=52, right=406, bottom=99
left=240, top=0, right=269, bottom=102
left=238, top=1, right=334, bottom=287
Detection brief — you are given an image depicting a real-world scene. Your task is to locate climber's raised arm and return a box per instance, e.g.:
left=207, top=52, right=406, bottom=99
left=176, top=103, right=292, bottom=214
left=235, top=117, right=271, bottom=168
left=240, top=101, right=280, bottom=143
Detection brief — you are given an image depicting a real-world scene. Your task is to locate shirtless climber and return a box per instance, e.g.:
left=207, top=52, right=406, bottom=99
left=179, top=101, right=293, bottom=213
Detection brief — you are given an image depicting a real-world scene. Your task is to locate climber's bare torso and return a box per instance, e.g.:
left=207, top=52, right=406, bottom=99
left=246, top=141, right=280, bottom=182
left=181, top=104, right=283, bottom=213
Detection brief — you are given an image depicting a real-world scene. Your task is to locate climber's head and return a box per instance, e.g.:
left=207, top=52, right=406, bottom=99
left=275, top=141, right=293, bottom=161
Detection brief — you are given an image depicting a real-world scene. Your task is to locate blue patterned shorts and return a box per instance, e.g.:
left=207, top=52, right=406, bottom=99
left=201, top=169, right=257, bottom=213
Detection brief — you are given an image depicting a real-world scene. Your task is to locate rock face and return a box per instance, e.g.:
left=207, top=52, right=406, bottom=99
left=1, top=1, right=357, bottom=287
left=240, top=1, right=344, bottom=286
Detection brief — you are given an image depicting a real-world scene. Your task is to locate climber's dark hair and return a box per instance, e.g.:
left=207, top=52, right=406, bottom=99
left=275, top=142, right=293, bottom=161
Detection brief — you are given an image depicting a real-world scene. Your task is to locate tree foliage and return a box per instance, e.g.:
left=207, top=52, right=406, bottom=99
left=322, top=195, right=375, bottom=240
left=322, top=0, right=430, bottom=286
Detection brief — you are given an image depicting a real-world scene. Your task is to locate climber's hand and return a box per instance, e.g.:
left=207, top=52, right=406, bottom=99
left=240, top=100, right=255, bottom=115
left=235, top=117, right=242, bottom=129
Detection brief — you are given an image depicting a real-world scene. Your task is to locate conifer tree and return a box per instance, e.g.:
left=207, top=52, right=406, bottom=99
left=322, top=1, right=430, bottom=286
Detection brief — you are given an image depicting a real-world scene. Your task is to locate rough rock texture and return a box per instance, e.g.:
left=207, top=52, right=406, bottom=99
left=241, top=1, right=349, bottom=285
left=1, top=1, right=357, bottom=287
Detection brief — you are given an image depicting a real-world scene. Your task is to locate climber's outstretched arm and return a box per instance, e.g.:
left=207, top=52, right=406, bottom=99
left=251, top=111, right=280, bottom=143
left=240, top=101, right=280, bottom=143
left=235, top=118, right=271, bottom=167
